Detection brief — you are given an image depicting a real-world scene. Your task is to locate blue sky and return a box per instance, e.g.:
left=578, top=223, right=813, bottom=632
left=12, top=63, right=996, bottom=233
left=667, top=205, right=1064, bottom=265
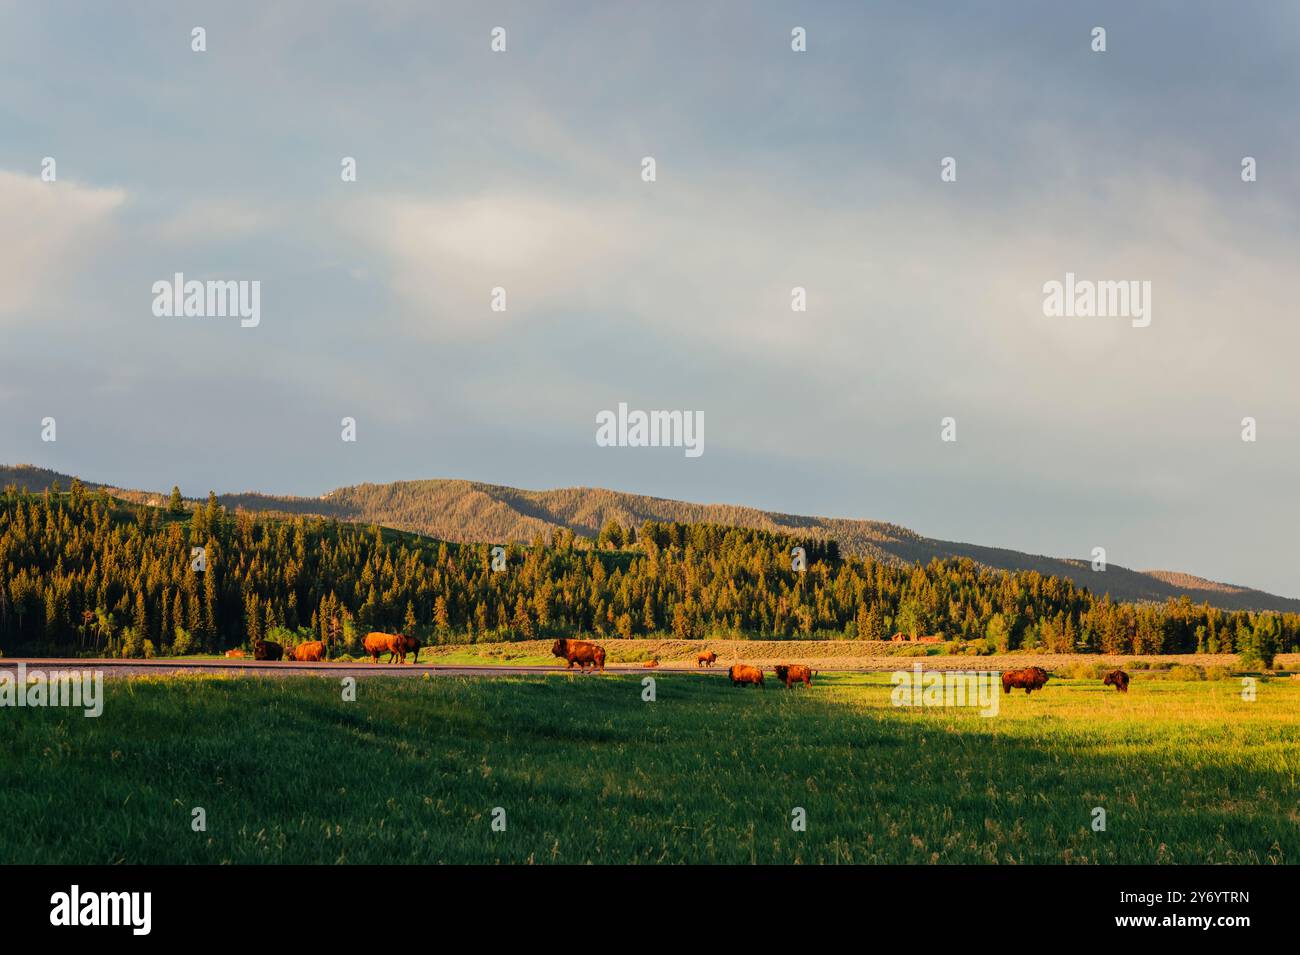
left=2, top=1, right=1299, bottom=596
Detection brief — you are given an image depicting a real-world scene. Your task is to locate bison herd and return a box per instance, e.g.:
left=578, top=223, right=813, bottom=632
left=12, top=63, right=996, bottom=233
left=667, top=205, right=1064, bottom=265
left=546, top=640, right=818, bottom=690
left=542, top=643, right=1135, bottom=699
left=239, top=632, right=421, bottom=664
left=727, top=663, right=818, bottom=688
left=230, top=633, right=1134, bottom=698
left=999, top=666, right=1132, bottom=695
left=543, top=640, right=1135, bottom=701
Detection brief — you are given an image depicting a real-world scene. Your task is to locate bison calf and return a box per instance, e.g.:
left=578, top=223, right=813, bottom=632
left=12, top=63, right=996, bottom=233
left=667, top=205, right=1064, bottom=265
left=1001, top=666, right=1049, bottom=695
left=728, top=664, right=765, bottom=688
left=552, top=638, right=606, bottom=672
left=773, top=663, right=814, bottom=688
left=697, top=650, right=717, bottom=667
left=1102, top=669, right=1130, bottom=693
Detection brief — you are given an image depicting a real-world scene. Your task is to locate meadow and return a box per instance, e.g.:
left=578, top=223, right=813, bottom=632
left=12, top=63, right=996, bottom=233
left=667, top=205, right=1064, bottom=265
left=413, top=638, right=1300, bottom=672
left=1, top=670, right=1296, bottom=864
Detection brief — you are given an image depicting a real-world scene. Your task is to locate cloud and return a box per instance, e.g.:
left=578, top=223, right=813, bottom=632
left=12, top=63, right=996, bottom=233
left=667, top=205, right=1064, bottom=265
left=153, top=198, right=270, bottom=244
left=333, top=158, right=1300, bottom=543
left=345, top=194, right=636, bottom=338
left=0, top=170, right=125, bottom=318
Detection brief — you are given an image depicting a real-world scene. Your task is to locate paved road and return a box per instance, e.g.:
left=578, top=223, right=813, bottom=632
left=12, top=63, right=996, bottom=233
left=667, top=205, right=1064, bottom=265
left=0, top=658, right=724, bottom=679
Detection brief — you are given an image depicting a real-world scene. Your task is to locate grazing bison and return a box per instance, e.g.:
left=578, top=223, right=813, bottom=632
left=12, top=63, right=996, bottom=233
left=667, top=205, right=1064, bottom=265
left=389, top=633, right=420, bottom=664
left=1001, top=666, right=1050, bottom=695
left=289, top=640, right=327, bottom=662
left=363, top=631, right=396, bottom=664
left=552, top=638, right=606, bottom=672
left=728, top=664, right=765, bottom=688
left=253, top=639, right=283, bottom=661
left=697, top=650, right=718, bottom=667
left=224, top=649, right=247, bottom=659
left=643, top=657, right=659, bottom=668
left=1102, top=669, right=1130, bottom=693
left=362, top=631, right=419, bottom=664
left=773, top=663, right=814, bottom=688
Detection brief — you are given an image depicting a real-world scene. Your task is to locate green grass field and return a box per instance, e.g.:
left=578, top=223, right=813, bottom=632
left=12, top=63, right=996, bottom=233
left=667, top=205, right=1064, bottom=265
left=2, top=672, right=1296, bottom=864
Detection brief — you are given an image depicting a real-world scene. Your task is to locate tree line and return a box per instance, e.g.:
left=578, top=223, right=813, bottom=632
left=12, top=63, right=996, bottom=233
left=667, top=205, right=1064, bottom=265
left=0, top=481, right=1292, bottom=664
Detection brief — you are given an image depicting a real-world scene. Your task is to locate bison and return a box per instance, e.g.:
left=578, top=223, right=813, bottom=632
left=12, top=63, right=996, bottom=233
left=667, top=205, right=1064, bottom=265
left=289, top=640, right=327, bottom=662
left=1102, top=669, right=1130, bottom=693
left=389, top=633, right=420, bottom=664
left=552, top=638, right=606, bottom=672
left=728, top=664, right=765, bottom=688
left=1001, top=666, right=1050, bottom=695
left=643, top=657, right=659, bottom=668
left=363, top=631, right=396, bottom=664
left=224, top=649, right=247, bottom=659
left=363, top=631, right=419, bottom=664
left=773, top=663, right=814, bottom=688
left=697, top=650, right=718, bottom=667
left=253, top=639, right=283, bottom=661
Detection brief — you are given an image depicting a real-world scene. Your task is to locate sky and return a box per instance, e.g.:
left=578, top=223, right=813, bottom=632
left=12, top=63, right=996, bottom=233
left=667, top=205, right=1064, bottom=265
left=2, top=1, right=1298, bottom=596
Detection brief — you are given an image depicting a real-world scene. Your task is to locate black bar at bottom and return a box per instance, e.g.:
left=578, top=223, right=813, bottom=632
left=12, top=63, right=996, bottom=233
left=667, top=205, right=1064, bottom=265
left=2, top=863, right=1278, bottom=940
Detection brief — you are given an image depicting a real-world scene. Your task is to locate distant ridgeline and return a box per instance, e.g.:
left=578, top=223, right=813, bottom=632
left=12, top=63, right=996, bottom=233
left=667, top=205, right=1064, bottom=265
left=0, top=481, right=1294, bottom=659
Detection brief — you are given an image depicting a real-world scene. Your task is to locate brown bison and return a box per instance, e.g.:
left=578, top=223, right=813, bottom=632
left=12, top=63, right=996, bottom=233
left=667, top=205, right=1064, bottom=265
left=289, top=640, right=327, bottom=662
left=1102, top=669, right=1130, bottom=693
left=1001, top=666, right=1050, bottom=695
left=552, top=638, right=606, bottom=672
left=363, top=631, right=419, bottom=664
left=643, top=657, right=659, bottom=668
left=253, top=639, right=283, bottom=661
left=697, top=650, right=718, bottom=667
left=728, top=664, right=765, bottom=688
left=363, top=631, right=396, bottom=664
left=224, top=649, right=247, bottom=659
left=389, top=633, right=420, bottom=664
left=773, top=663, right=815, bottom=688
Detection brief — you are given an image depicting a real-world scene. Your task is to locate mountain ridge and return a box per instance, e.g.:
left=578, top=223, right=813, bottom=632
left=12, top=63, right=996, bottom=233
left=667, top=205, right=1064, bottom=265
left=3, top=463, right=1295, bottom=613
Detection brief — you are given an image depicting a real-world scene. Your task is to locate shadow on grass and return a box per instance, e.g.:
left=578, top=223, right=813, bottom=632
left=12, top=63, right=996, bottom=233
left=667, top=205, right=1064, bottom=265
left=0, top=673, right=1295, bottom=863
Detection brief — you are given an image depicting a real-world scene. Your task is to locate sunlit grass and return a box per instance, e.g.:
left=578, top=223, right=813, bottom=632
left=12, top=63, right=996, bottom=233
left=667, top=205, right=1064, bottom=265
left=2, top=672, right=1295, bottom=863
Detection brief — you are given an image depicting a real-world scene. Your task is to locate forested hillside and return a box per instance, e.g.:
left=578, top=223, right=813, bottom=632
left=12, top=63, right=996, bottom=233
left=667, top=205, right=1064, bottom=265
left=4, top=465, right=1294, bottom=612
left=1, top=481, right=1293, bottom=661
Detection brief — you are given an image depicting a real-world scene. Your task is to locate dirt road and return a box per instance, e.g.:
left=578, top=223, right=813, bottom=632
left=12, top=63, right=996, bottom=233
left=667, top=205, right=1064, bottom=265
left=0, top=658, right=716, bottom=679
